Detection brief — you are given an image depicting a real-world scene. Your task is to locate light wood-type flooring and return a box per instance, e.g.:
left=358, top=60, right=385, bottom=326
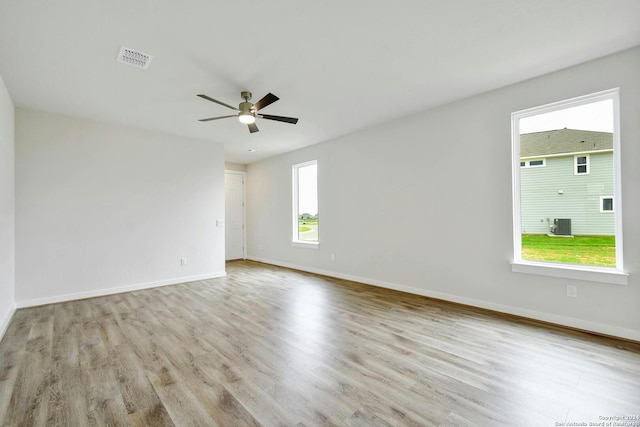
left=1, top=260, right=639, bottom=426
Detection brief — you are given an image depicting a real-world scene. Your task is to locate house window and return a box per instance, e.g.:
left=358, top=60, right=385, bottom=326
left=575, top=155, right=589, bottom=175
left=292, top=160, right=318, bottom=247
left=600, top=196, right=614, bottom=213
left=521, top=159, right=546, bottom=168
left=511, top=88, right=626, bottom=284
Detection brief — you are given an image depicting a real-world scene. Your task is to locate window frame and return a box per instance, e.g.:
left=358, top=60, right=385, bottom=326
left=520, top=158, right=546, bottom=168
left=511, top=88, right=626, bottom=285
left=291, top=160, right=319, bottom=249
left=600, top=196, right=614, bottom=213
left=574, top=154, right=590, bottom=175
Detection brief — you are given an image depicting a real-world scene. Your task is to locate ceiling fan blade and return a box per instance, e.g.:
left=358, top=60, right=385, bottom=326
left=254, top=93, right=279, bottom=111
left=258, top=114, right=299, bottom=124
left=197, top=94, right=238, bottom=111
left=248, top=123, right=259, bottom=133
left=198, top=115, right=237, bottom=122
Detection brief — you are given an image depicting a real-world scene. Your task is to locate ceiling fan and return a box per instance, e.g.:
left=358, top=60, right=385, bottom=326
left=197, top=91, right=299, bottom=133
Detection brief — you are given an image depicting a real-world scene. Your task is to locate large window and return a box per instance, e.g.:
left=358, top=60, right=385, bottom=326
left=292, top=160, right=318, bottom=247
left=511, top=88, right=626, bottom=284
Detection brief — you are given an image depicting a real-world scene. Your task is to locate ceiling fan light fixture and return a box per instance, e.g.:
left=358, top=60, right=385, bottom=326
left=197, top=91, right=298, bottom=133
left=238, top=113, right=256, bottom=124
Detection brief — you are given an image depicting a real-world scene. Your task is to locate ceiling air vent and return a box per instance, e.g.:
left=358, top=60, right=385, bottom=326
left=117, top=46, right=153, bottom=69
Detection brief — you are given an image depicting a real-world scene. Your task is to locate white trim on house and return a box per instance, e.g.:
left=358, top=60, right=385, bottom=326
left=520, top=148, right=612, bottom=160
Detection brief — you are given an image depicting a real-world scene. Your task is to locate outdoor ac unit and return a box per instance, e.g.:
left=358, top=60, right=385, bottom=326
left=553, top=218, right=571, bottom=236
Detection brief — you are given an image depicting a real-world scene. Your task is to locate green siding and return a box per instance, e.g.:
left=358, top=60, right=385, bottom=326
left=520, top=152, right=614, bottom=235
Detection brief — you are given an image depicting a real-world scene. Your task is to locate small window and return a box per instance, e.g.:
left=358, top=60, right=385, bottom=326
left=575, top=155, right=589, bottom=175
left=292, top=160, right=318, bottom=247
left=520, top=159, right=546, bottom=168
left=600, top=196, right=614, bottom=213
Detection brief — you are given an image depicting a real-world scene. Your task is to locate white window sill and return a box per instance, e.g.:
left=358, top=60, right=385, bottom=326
left=511, top=261, right=628, bottom=285
left=292, top=241, right=319, bottom=249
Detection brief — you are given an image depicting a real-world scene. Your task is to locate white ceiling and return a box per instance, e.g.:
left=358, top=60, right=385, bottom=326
left=1, top=1, right=639, bottom=164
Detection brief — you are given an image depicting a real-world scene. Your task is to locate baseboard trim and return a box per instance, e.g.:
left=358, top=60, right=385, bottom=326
left=15, top=271, right=227, bottom=309
left=247, top=256, right=640, bottom=342
left=0, top=304, right=17, bottom=342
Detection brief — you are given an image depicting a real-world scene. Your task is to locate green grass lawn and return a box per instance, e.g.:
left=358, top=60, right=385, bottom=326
left=298, top=220, right=317, bottom=233
left=521, top=234, right=615, bottom=267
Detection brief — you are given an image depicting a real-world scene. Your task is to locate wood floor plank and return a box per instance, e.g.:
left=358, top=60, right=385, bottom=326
left=1, top=260, right=640, bottom=426
left=223, top=377, right=303, bottom=426
left=3, top=314, right=54, bottom=426
left=108, top=342, right=173, bottom=425
left=138, top=338, right=223, bottom=427
left=77, top=321, right=130, bottom=427
left=47, top=303, right=89, bottom=426
left=344, top=407, right=394, bottom=427
left=0, top=348, right=24, bottom=424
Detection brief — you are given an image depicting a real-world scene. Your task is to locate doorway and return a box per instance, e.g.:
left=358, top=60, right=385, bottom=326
left=224, top=170, right=246, bottom=260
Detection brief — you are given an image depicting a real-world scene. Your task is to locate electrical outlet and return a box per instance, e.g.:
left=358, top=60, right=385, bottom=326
left=181, top=258, right=187, bottom=266
left=566, top=284, right=577, bottom=298
left=330, top=253, right=335, bottom=261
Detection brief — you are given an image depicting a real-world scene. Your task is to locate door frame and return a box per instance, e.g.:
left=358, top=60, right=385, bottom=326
left=224, top=170, right=247, bottom=260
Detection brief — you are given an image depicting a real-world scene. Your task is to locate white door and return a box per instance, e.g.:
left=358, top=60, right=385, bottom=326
left=225, top=171, right=245, bottom=260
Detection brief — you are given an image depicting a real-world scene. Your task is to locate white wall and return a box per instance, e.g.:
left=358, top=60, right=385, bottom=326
left=0, top=74, right=15, bottom=337
left=15, top=109, right=226, bottom=305
left=225, top=162, right=247, bottom=172
left=247, top=46, right=640, bottom=341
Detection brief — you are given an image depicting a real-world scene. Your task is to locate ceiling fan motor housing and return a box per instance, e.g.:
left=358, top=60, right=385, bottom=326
left=239, top=101, right=254, bottom=115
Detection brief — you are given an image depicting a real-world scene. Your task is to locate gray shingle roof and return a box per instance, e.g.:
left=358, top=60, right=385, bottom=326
left=520, top=128, right=612, bottom=158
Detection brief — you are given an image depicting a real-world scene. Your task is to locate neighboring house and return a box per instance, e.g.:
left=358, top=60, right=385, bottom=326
left=520, top=128, right=614, bottom=235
